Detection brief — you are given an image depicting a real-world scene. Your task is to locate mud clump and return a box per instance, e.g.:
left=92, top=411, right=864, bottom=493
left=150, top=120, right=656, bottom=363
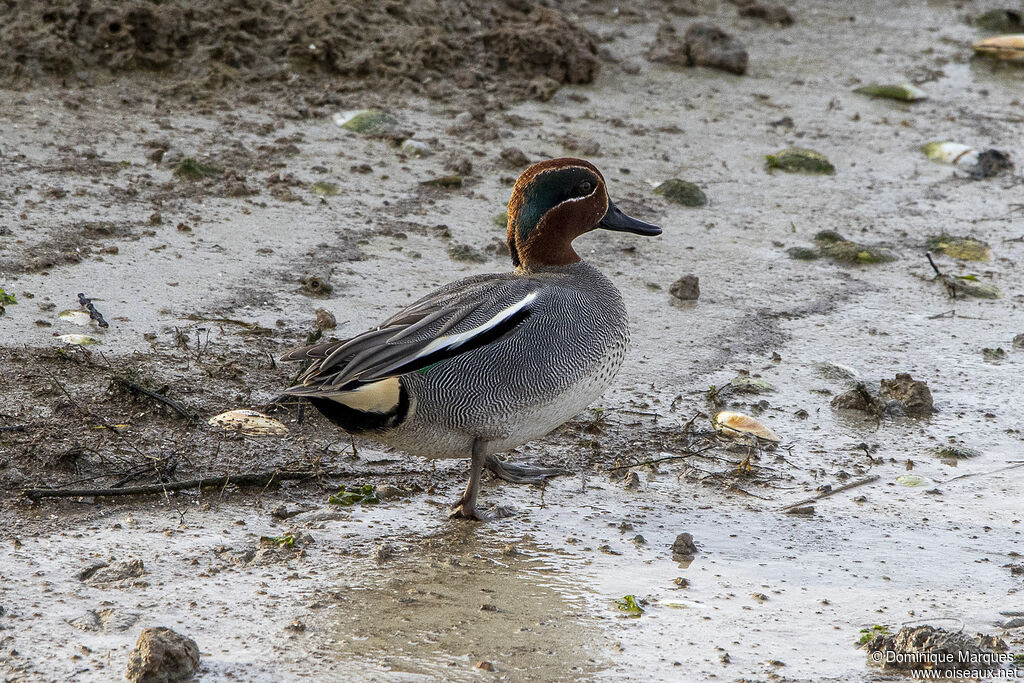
left=832, top=373, right=934, bottom=417
left=969, top=149, right=1014, bottom=180
left=0, top=1, right=599, bottom=101
left=669, top=275, right=701, bottom=301
left=974, top=9, right=1024, bottom=33
left=499, top=147, right=531, bottom=169
left=862, top=625, right=1009, bottom=674
left=78, top=558, right=146, bottom=587
left=685, top=24, right=749, bottom=75
left=648, top=22, right=748, bottom=75
left=480, top=8, right=599, bottom=87
left=125, top=626, right=200, bottom=682
left=736, top=2, right=794, bottom=26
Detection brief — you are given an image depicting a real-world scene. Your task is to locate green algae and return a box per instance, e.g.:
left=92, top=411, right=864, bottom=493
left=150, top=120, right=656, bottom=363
left=765, top=148, right=835, bottom=175
left=925, top=235, right=991, bottom=261
left=813, top=230, right=895, bottom=264
left=654, top=178, right=708, bottom=207
left=853, top=83, right=927, bottom=101
left=173, top=158, right=221, bottom=181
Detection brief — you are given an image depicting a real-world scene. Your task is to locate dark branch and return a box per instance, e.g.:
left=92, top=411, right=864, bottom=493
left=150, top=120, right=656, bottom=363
left=20, top=468, right=427, bottom=501
left=113, top=376, right=198, bottom=421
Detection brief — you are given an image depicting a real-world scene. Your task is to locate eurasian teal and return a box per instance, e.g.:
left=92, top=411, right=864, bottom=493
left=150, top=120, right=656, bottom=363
left=282, top=158, right=661, bottom=520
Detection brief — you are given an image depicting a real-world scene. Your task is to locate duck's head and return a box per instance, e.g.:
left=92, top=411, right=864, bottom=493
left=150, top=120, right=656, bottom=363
left=506, top=158, right=661, bottom=270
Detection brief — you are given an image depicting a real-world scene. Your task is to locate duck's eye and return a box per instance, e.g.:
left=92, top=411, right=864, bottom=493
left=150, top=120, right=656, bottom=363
left=577, top=181, right=593, bottom=195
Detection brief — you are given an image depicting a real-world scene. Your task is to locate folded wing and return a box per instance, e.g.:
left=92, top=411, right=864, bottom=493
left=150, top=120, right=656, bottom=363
left=281, top=275, right=544, bottom=396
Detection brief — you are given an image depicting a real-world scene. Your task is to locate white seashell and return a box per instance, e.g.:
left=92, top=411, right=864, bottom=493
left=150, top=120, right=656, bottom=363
left=921, top=142, right=979, bottom=167
left=208, top=410, right=288, bottom=436
left=972, top=34, right=1024, bottom=62
left=853, top=83, right=928, bottom=101
left=712, top=411, right=781, bottom=442
left=58, top=309, right=92, bottom=325
left=56, top=334, right=99, bottom=346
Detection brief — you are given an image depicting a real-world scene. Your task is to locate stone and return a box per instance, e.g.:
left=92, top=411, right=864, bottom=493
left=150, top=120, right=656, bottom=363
left=862, top=625, right=1006, bottom=674
left=878, top=374, right=933, bottom=415
left=125, top=627, right=200, bottom=682
left=672, top=533, right=698, bottom=557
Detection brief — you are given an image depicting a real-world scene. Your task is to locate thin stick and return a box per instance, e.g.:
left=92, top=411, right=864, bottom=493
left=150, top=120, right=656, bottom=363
left=779, top=475, right=879, bottom=511
left=927, top=310, right=955, bottom=320
left=0, top=425, right=28, bottom=432
left=926, top=252, right=943, bottom=277
left=940, top=461, right=1024, bottom=485
left=21, top=468, right=428, bottom=501
left=604, top=445, right=719, bottom=471
left=113, top=376, right=197, bottom=421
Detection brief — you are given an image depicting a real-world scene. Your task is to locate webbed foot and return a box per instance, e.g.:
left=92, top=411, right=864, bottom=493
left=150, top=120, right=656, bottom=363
left=448, top=497, right=487, bottom=521
left=447, top=500, right=514, bottom=522
left=485, top=454, right=565, bottom=484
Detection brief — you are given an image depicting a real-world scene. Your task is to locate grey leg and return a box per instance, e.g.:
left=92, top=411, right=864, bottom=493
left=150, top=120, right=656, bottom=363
left=485, top=454, right=565, bottom=484
left=449, top=439, right=487, bottom=521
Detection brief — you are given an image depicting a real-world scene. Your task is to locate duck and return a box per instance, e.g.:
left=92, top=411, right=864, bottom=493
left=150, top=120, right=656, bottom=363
left=281, top=158, right=661, bottom=520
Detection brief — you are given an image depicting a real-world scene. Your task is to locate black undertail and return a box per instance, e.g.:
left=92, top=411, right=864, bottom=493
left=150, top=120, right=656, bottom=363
left=308, top=380, right=411, bottom=434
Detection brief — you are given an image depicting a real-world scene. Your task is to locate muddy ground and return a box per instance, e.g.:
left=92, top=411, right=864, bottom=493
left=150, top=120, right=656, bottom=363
left=2, top=0, right=1024, bottom=681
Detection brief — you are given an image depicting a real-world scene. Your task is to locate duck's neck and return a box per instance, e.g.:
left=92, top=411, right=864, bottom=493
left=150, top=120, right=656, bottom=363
left=515, top=233, right=581, bottom=269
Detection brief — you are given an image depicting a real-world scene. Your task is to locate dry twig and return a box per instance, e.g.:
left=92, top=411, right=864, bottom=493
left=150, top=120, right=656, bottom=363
left=779, top=475, right=879, bottom=511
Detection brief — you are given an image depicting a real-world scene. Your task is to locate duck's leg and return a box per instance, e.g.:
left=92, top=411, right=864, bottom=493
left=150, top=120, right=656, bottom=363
left=449, top=439, right=487, bottom=521
left=485, top=454, right=565, bottom=484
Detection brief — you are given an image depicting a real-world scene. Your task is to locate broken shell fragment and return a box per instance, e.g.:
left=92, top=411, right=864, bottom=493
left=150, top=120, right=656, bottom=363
left=400, top=139, right=432, bottom=157
left=853, top=83, right=927, bottom=102
left=921, top=142, right=979, bottom=167
left=58, top=309, right=92, bottom=325
left=972, top=34, right=1024, bottom=62
left=895, top=474, right=930, bottom=488
left=713, top=411, right=781, bottom=442
left=208, top=410, right=288, bottom=436
left=56, top=333, right=100, bottom=346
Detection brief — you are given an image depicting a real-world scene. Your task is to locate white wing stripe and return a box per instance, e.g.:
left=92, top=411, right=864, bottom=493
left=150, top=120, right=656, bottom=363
left=408, top=291, right=538, bottom=361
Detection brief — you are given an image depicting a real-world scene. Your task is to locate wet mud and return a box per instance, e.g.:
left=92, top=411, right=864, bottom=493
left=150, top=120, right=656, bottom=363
left=3, top=0, right=1024, bottom=681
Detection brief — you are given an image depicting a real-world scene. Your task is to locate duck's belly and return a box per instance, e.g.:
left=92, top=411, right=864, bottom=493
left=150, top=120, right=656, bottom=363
left=380, top=335, right=628, bottom=459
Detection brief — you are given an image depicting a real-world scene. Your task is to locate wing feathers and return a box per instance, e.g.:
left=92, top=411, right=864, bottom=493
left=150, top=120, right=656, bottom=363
left=281, top=278, right=541, bottom=396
